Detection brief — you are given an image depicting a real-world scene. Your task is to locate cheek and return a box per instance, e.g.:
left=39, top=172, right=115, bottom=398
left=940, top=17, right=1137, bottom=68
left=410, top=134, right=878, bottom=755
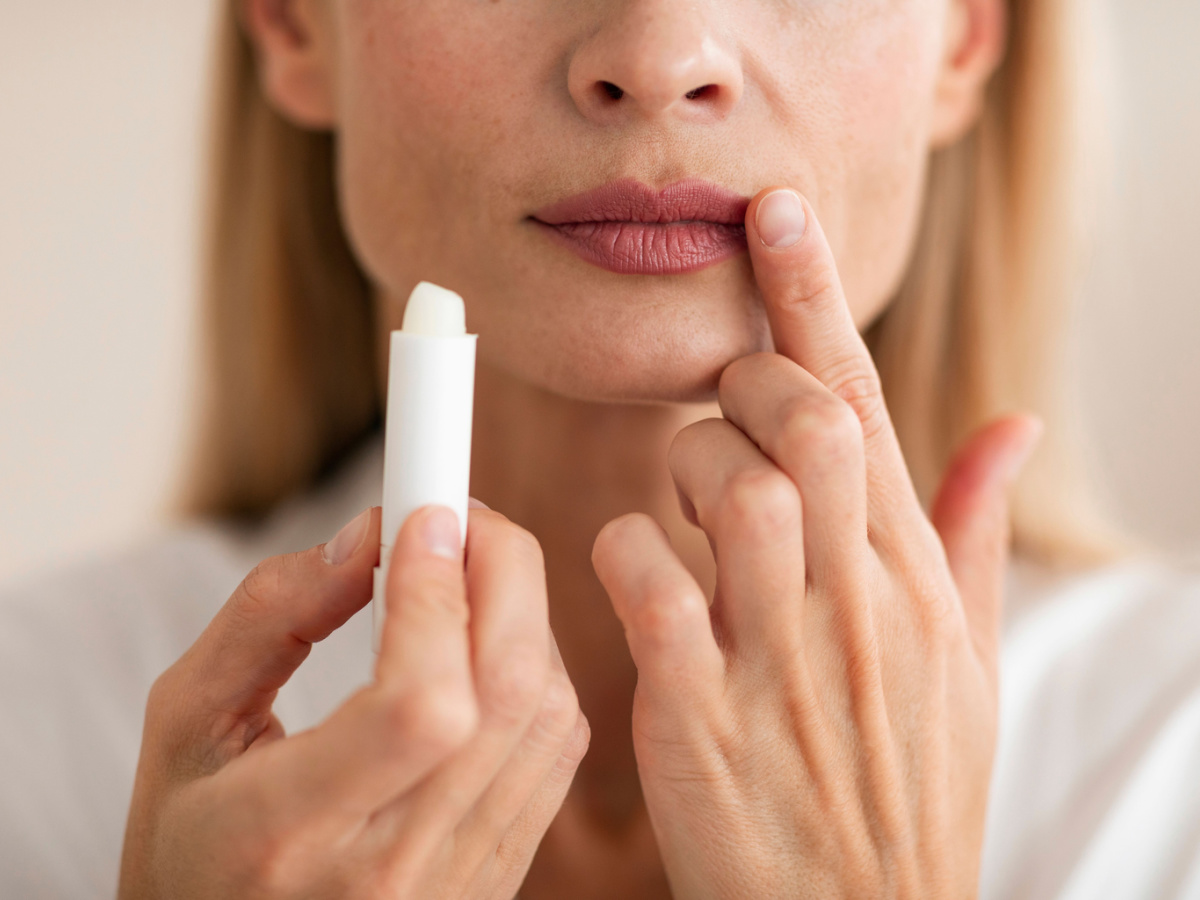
left=815, top=8, right=944, bottom=326
left=332, top=3, right=535, bottom=289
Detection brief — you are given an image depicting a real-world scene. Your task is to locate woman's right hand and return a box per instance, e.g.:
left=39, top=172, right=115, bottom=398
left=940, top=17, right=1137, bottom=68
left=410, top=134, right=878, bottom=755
left=118, top=503, right=588, bottom=900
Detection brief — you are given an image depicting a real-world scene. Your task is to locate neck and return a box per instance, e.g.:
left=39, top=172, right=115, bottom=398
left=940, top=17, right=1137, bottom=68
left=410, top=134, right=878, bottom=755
left=470, top=358, right=718, bottom=830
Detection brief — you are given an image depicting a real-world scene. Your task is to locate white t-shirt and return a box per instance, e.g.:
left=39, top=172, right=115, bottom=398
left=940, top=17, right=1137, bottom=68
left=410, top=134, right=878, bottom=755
left=1, top=434, right=1197, bottom=898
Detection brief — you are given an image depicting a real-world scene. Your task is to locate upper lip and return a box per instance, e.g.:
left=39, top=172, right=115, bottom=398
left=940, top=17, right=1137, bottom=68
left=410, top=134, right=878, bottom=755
left=531, top=178, right=750, bottom=226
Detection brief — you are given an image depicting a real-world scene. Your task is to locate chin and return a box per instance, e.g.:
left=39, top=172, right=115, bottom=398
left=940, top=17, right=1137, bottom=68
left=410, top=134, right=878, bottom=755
left=484, top=308, right=775, bottom=406
left=452, top=246, right=779, bottom=404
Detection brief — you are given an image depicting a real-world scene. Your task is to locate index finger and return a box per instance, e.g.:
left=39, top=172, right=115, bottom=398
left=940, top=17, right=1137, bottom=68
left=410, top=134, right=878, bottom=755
left=744, top=186, right=918, bottom=521
left=162, top=506, right=381, bottom=740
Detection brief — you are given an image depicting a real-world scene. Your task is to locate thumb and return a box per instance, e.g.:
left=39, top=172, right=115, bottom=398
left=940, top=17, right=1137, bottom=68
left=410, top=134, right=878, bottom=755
left=930, top=414, right=1044, bottom=665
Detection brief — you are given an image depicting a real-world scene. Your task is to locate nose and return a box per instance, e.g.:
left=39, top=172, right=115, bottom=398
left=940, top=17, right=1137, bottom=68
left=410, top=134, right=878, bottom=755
left=567, top=0, right=744, bottom=123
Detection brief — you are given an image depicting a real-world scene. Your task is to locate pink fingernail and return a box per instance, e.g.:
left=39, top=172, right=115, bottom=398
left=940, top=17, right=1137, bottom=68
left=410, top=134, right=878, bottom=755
left=756, top=190, right=807, bottom=249
left=422, top=506, right=462, bottom=560
left=323, top=508, right=371, bottom=566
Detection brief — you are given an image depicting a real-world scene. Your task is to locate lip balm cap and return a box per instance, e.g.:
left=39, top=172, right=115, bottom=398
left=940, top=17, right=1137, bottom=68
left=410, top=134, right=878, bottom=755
left=402, top=282, right=467, bottom=336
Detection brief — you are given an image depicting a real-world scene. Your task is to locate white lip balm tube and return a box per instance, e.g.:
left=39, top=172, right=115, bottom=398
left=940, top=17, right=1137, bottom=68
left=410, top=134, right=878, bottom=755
left=373, top=281, right=477, bottom=652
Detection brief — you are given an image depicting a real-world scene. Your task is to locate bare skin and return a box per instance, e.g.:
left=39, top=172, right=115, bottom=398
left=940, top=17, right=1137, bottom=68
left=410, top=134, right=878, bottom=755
left=118, top=0, right=1029, bottom=897
left=467, top=368, right=720, bottom=897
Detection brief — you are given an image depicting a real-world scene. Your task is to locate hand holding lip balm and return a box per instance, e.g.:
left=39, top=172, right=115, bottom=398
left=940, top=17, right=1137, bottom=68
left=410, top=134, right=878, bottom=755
left=373, top=281, right=478, bottom=652
left=119, top=282, right=591, bottom=897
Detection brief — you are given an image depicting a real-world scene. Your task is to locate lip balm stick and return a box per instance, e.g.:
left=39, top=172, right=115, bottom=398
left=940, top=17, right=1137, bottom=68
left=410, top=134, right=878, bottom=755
left=373, top=281, right=478, bottom=652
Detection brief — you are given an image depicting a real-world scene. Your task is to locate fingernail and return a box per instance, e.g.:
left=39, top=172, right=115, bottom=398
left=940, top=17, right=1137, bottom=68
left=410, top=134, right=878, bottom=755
left=468, top=496, right=490, bottom=510
left=323, top=508, right=371, bottom=566
left=422, top=506, right=462, bottom=560
left=756, top=189, right=807, bottom=249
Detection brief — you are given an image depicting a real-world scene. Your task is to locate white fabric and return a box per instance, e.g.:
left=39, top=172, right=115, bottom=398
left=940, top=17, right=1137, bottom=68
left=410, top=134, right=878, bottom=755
left=983, top=545, right=1200, bottom=898
left=1, top=433, right=1197, bottom=898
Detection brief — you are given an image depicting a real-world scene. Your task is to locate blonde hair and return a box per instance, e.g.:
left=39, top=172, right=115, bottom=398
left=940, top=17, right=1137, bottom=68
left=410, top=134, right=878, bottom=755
left=175, top=0, right=1148, bottom=573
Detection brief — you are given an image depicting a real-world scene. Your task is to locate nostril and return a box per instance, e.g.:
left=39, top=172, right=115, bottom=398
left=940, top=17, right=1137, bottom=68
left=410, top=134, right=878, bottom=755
left=601, top=81, right=624, bottom=100
left=593, top=81, right=720, bottom=107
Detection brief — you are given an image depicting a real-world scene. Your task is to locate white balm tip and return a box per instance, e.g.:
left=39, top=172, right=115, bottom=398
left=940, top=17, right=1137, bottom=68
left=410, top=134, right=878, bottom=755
left=402, top=282, right=467, bottom=336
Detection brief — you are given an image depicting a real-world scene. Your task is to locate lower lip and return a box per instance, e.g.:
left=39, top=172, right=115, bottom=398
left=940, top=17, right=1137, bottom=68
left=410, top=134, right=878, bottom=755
left=532, top=220, right=747, bottom=275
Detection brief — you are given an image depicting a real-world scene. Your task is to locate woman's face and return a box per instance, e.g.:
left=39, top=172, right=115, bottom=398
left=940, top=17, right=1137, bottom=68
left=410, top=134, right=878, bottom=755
left=259, top=0, right=998, bottom=403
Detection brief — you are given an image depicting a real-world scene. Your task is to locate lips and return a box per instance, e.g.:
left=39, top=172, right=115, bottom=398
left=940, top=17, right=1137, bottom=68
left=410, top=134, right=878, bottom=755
left=530, top=178, right=750, bottom=275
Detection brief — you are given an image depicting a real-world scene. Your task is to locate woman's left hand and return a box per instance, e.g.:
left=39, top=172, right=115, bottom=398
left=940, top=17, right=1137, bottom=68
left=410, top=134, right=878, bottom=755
left=592, top=186, right=1043, bottom=899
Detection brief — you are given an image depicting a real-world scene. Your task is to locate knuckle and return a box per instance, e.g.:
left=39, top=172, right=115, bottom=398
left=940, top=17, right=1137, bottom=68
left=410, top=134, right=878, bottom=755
left=561, top=709, right=592, bottom=766
left=914, top=584, right=957, bottom=648
left=413, top=686, right=479, bottom=751
left=524, top=674, right=581, bottom=756
left=232, top=556, right=288, bottom=621
left=784, top=262, right=840, bottom=309
left=779, top=395, right=863, bottom=466
left=217, top=800, right=307, bottom=895
left=829, top=367, right=887, bottom=442
left=482, top=653, right=548, bottom=727
left=889, top=557, right=959, bottom=649
left=400, top=571, right=468, bottom=626
left=629, top=582, right=706, bottom=645
left=383, top=684, right=479, bottom=755
left=145, top=666, right=177, bottom=715
left=718, top=466, right=801, bottom=535
left=143, top=667, right=187, bottom=739
left=537, top=672, right=581, bottom=738
left=245, top=836, right=302, bottom=895
left=368, top=858, right=421, bottom=899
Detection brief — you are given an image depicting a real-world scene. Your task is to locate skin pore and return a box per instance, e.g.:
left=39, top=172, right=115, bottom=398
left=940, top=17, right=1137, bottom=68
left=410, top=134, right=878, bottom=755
left=245, top=0, right=1005, bottom=891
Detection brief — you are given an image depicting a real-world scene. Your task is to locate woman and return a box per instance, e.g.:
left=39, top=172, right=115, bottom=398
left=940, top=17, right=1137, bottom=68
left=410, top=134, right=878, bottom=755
left=3, top=0, right=1197, bottom=896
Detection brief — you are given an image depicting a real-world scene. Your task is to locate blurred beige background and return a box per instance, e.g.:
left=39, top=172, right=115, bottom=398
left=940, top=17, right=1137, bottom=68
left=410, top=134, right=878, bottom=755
left=0, top=1, right=1197, bottom=585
